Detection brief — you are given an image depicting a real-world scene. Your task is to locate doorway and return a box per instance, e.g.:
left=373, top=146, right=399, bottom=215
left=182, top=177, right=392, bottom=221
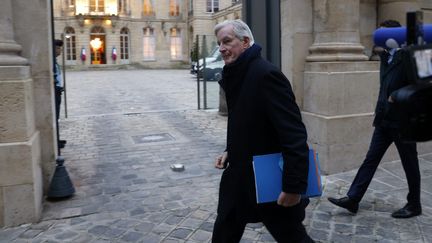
left=90, top=26, right=106, bottom=65
left=90, top=35, right=106, bottom=64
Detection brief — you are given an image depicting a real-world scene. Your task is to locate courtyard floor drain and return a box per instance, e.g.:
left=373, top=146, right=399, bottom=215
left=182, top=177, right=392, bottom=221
left=132, top=133, right=175, bottom=144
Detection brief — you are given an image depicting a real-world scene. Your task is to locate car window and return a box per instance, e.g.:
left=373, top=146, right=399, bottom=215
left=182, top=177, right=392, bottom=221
left=210, top=47, right=220, bottom=58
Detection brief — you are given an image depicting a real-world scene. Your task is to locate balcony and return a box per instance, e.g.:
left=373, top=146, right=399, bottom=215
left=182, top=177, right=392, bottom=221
left=75, top=5, right=117, bottom=16
left=76, top=13, right=119, bottom=30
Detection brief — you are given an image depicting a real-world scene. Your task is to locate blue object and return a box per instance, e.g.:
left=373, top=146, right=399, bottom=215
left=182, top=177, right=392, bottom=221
left=252, top=149, right=322, bottom=204
left=373, top=24, right=432, bottom=48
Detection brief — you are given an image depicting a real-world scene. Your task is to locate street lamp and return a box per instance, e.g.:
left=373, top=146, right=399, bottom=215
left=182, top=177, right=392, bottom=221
left=62, top=33, right=71, bottom=118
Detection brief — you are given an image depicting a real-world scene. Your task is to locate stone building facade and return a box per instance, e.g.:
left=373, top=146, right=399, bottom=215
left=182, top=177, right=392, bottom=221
left=1, top=0, right=431, bottom=227
left=53, top=0, right=241, bottom=68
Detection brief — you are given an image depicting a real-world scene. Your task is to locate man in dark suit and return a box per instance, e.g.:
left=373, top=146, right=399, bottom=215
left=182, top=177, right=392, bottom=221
left=328, top=20, right=422, bottom=218
left=212, top=19, right=314, bottom=243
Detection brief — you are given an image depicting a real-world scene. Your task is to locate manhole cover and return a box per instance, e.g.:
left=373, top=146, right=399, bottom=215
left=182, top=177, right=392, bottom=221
left=132, top=133, right=174, bottom=144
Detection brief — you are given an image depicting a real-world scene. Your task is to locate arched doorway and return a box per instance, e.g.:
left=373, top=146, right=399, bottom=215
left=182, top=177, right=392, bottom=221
left=90, top=26, right=106, bottom=64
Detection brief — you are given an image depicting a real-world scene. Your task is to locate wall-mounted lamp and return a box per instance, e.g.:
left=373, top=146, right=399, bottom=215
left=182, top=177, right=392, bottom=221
left=110, top=14, right=118, bottom=33
left=76, top=13, right=84, bottom=27
left=161, top=21, right=166, bottom=36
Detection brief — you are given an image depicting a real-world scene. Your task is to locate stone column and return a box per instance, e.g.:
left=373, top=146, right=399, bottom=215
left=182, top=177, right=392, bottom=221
left=303, top=0, right=379, bottom=174
left=0, top=0, right=42, bottom=227
left=306, top=0, right=368, bottom=62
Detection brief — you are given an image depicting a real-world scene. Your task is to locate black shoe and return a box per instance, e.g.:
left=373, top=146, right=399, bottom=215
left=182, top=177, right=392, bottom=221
left=391, top=204, right=422, bottom=218
left=328, top=196, right=359, bottom=214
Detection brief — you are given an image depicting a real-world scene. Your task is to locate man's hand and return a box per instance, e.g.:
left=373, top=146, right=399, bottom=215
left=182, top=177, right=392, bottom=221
left=215, top=151, right=228, bottom=169
left=388, top=95, right=394, bottom=103
left=277, top=192, right=301, bottom=207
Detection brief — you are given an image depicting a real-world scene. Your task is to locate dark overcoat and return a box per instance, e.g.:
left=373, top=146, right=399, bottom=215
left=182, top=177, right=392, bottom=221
left=373, top=49, right=415, bottom=128
left=217, top=44, right=309, bottom=222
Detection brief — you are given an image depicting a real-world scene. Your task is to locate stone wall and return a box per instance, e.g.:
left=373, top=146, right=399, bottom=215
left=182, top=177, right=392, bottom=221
left=0, top=0, right=51, bottom=227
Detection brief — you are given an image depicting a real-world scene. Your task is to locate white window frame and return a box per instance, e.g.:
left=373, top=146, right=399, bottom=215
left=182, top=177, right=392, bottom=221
left=120, top=28, right=130, bottom=63
left=170, top=28, right=182, bottom=60
left=189, top=0, right=193, bottom=13
left=143, top=0, right=154, bottom=16
left=90, top=0, right=104, bottom=13
left=169, top=0, right=180, bottom=16
left=65, top=27, right=77, bottom=63
left=206, top=0, right=219, bottom=13
left=143, top=27, right=156, bottom=61
left=119, top=0, right=129, bottom=14
left=65, top=0, right=75, bottom=7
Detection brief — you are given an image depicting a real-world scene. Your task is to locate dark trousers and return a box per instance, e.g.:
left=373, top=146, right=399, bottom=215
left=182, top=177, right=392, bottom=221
left=55, top=86, right=63, bottom=151
left=347, top=126, right=421, bottom=206
left=55, top=87, right=62, bottom=120
left=212, top=198, right=314, bottom=243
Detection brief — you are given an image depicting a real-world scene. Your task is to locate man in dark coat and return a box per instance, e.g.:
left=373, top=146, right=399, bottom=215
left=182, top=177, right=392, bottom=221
left=328, top=20, right=422, bottom=218
left=212, top=19, right=314, bottom=243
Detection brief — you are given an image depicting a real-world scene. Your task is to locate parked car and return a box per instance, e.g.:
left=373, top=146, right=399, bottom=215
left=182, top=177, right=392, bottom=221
left=202, top=60, right=224, bottom=81
left=191, top=47, right=221, bottom=74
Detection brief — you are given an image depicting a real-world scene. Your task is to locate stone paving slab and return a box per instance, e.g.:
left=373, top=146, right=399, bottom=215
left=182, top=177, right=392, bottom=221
left=1, top=70, right=431, bottom=243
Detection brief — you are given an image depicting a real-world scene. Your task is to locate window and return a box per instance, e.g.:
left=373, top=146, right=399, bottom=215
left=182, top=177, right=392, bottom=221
left=90, top=0, right=104, bottom=12
left=170, top=28, right=182, bottom=60
left=188, top=0, right=193, bottom=13
left=65, top=0, right=75, bottom=7
left=169, top=0, right=179, bottom=16
left=232, top=0, right=240, bottom=4
left=119, top=0, right=128, bottom=14
left=143, top=0, right=154, bottom=16
left=120, top=28, right=130, bottom=60
left=64, top=27, right=76, bottom=60
left=206, top=0, right=219, bottom=12
left=143, top=27, right=155, bottom=60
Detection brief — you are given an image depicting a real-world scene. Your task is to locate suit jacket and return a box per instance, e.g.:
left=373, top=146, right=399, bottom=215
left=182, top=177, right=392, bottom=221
left=373, top=49, right=414, bottom=128
left=217, top=44, right=309, bottom=222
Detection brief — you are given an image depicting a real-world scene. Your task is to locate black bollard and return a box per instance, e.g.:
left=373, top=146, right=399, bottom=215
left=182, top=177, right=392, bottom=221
left=47, top=156, right=75, bottom=199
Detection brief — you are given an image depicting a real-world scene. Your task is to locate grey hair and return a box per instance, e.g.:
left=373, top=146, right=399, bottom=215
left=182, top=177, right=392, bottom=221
left=214, top=19, right=255, bottom=46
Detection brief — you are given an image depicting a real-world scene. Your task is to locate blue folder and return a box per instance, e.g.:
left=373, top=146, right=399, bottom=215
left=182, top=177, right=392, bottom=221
left=252, top=149, right=322, bottom=204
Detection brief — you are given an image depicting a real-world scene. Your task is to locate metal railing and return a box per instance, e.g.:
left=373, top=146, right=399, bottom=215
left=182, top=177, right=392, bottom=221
left=193, top=35, right=224, bottom=111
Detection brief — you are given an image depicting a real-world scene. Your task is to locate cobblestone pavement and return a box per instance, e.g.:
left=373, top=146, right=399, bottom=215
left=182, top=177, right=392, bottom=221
left=1, top=69, right=432, bottom=243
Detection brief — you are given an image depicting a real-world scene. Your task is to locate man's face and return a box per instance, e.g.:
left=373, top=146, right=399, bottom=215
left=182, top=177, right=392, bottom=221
left=216, top=25, right=250, bottom=65
left=55, top=45, right=62, bottom=57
